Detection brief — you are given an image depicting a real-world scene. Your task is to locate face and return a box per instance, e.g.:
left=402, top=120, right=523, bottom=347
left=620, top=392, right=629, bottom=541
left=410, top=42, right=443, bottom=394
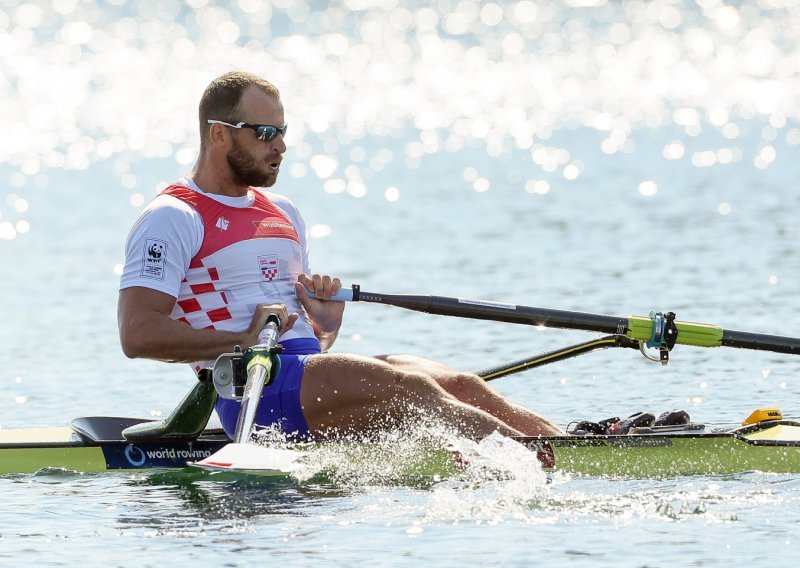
left=227, top=134, right=276, bottom=187
left=225, top=86, right=286, bottom=188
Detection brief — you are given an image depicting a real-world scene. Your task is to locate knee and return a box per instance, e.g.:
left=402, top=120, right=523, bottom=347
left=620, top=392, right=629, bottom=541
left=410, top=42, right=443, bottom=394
left=389, top=369, right=444, bottom=399
left=375, top=354, right=402, bottom=365
left=448, top=372, right=486, bottom=394
left=378, top=354, right=426, bottom=368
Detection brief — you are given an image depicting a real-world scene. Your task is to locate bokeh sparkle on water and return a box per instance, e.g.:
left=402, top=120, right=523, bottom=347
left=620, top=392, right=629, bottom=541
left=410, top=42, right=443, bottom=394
left=3, top=0, right=800, bottom=237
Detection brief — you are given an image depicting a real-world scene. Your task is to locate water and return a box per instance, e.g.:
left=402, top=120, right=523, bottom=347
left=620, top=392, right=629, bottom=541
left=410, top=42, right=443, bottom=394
left=2, top=0, right=800, bottom=565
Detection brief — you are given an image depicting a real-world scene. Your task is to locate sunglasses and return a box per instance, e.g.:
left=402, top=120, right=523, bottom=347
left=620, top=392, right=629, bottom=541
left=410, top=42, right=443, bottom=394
left=207, top=120, right=288, bottom=142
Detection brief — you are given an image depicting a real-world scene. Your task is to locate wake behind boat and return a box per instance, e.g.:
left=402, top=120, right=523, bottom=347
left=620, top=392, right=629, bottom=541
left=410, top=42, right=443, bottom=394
left=3, top=284, right=800, bottom=478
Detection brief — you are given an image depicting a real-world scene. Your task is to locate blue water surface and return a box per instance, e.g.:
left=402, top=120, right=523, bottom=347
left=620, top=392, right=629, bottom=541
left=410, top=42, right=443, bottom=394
left=2, top=1, right=800, bottom=566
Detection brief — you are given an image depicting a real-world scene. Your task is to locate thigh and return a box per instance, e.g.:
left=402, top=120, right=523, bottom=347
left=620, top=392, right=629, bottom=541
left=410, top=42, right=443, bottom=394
left=299, top=352, right=450, bottom=435
left=376, top=354, right=478, bottom=395
left=376, top=354, right=456, bottom=380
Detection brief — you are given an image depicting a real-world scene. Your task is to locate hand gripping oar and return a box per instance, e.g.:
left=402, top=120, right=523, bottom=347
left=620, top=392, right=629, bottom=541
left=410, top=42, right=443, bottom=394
left=313, top=284, right=800, bottom=356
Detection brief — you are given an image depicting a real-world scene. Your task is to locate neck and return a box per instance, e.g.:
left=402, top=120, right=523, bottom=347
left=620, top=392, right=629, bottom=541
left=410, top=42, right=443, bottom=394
left=191, top=159, right=249, bottom=198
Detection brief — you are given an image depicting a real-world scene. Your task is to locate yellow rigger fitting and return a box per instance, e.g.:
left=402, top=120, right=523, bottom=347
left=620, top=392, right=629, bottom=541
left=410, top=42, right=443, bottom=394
left=626, top=316, right=724, bottom=347
left=742, top=408, right=783, bottom=425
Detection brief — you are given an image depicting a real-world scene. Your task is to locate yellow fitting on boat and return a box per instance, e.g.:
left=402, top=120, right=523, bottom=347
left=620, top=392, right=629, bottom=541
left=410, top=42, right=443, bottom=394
left=742, top=408, right=783, bottom=425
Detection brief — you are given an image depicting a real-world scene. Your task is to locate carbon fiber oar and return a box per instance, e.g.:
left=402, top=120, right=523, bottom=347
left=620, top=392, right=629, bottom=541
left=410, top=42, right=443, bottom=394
left=318, top=285, right=800, bottom=356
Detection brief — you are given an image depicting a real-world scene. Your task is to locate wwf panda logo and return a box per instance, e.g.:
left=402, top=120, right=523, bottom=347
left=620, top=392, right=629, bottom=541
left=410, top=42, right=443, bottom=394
left=148, top=242, right=165, bottom=260
left=142, top=238, right=167, bottom=280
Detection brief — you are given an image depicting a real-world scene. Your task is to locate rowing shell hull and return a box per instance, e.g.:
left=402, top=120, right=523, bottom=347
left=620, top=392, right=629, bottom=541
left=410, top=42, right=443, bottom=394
left=520, top=421, right=800, bottom=477
left=1, top=420, right=799, bottom=477
left=0, top=426, right=228, bottom=475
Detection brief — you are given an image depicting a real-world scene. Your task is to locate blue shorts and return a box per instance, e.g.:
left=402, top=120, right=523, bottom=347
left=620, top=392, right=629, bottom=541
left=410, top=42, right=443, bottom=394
left=215, top=337, right=320, bottom=440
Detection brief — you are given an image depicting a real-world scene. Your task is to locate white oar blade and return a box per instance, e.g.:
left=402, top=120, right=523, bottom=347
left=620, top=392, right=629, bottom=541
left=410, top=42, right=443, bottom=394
left=192, top=443, right=303, bottom=476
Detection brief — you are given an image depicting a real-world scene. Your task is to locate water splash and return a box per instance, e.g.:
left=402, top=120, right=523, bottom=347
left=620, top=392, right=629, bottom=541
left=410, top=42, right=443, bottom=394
left=250, top=420, right=551, bottom=490
left=254, top=421, right=461, bottom=487
left=418, top=432, right=555, bottom=525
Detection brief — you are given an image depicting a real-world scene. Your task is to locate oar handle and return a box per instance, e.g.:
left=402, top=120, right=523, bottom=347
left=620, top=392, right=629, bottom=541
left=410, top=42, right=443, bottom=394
left=304, top=287, right=356, bottom=302
left=257, top=314, right=282, bottom=346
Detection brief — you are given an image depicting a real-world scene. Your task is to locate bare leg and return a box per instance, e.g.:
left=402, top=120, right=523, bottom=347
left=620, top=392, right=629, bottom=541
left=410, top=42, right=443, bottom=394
left=299, top=353, right=524, bottom=440
left=376, top=354, right=564, bottom=436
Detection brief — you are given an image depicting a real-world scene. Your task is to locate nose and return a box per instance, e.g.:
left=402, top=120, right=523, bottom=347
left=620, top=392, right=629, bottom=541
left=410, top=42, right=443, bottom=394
left=272, top=132, right=287, bottom=153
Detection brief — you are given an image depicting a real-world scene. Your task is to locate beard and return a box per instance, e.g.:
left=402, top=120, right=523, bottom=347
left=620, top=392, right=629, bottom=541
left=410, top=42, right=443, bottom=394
left=226, top=137, right=277, bottom=188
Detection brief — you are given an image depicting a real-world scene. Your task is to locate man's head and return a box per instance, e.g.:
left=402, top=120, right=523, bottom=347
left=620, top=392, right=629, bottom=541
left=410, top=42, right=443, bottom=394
left=199, top=71, right=286, bottom=189
left=199, top=71, right=280, bottom=144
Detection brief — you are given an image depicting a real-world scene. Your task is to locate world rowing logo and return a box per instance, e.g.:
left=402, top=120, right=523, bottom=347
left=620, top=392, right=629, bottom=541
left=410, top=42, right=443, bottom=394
left=124, top=444, right=147, bottom=467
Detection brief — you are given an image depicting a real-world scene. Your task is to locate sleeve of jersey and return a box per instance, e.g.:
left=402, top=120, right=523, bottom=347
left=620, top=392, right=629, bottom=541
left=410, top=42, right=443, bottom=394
left=118, top=195, right=203, bottom=298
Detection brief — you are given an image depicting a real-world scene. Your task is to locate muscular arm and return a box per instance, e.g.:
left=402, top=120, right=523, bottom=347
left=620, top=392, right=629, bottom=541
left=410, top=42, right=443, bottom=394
left=118, top=287, right=295, bottom=363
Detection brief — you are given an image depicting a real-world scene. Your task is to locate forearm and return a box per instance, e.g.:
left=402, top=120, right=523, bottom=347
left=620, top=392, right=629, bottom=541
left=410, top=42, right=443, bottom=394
left=118, top=287, right=257, bottom=363
left=119, top=310, right=252, bottom=363
left=316, top=327, right=339, bottom=352
left=310, top=309, right=343, bottom=352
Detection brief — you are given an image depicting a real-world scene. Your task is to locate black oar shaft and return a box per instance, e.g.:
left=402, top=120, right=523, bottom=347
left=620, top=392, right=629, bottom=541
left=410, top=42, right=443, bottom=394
left=722, top=329, right=800, bottom=355
left=336, top=286, right=800, bottom=356
left=354, top=290, right=629, bottom=335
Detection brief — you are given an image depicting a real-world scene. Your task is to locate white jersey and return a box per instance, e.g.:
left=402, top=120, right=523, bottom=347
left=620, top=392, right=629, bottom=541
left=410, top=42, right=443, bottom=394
left=120, top=177, right=315, bottom=367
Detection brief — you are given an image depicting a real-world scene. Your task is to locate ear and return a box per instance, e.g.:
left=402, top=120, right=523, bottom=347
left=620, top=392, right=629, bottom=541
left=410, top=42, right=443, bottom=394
left=207, top=123, right=231, bottom=148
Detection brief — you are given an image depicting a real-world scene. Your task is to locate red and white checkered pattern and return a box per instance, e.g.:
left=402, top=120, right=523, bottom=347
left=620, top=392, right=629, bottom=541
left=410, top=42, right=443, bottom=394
left=160, top=184, right=315, bottom=348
